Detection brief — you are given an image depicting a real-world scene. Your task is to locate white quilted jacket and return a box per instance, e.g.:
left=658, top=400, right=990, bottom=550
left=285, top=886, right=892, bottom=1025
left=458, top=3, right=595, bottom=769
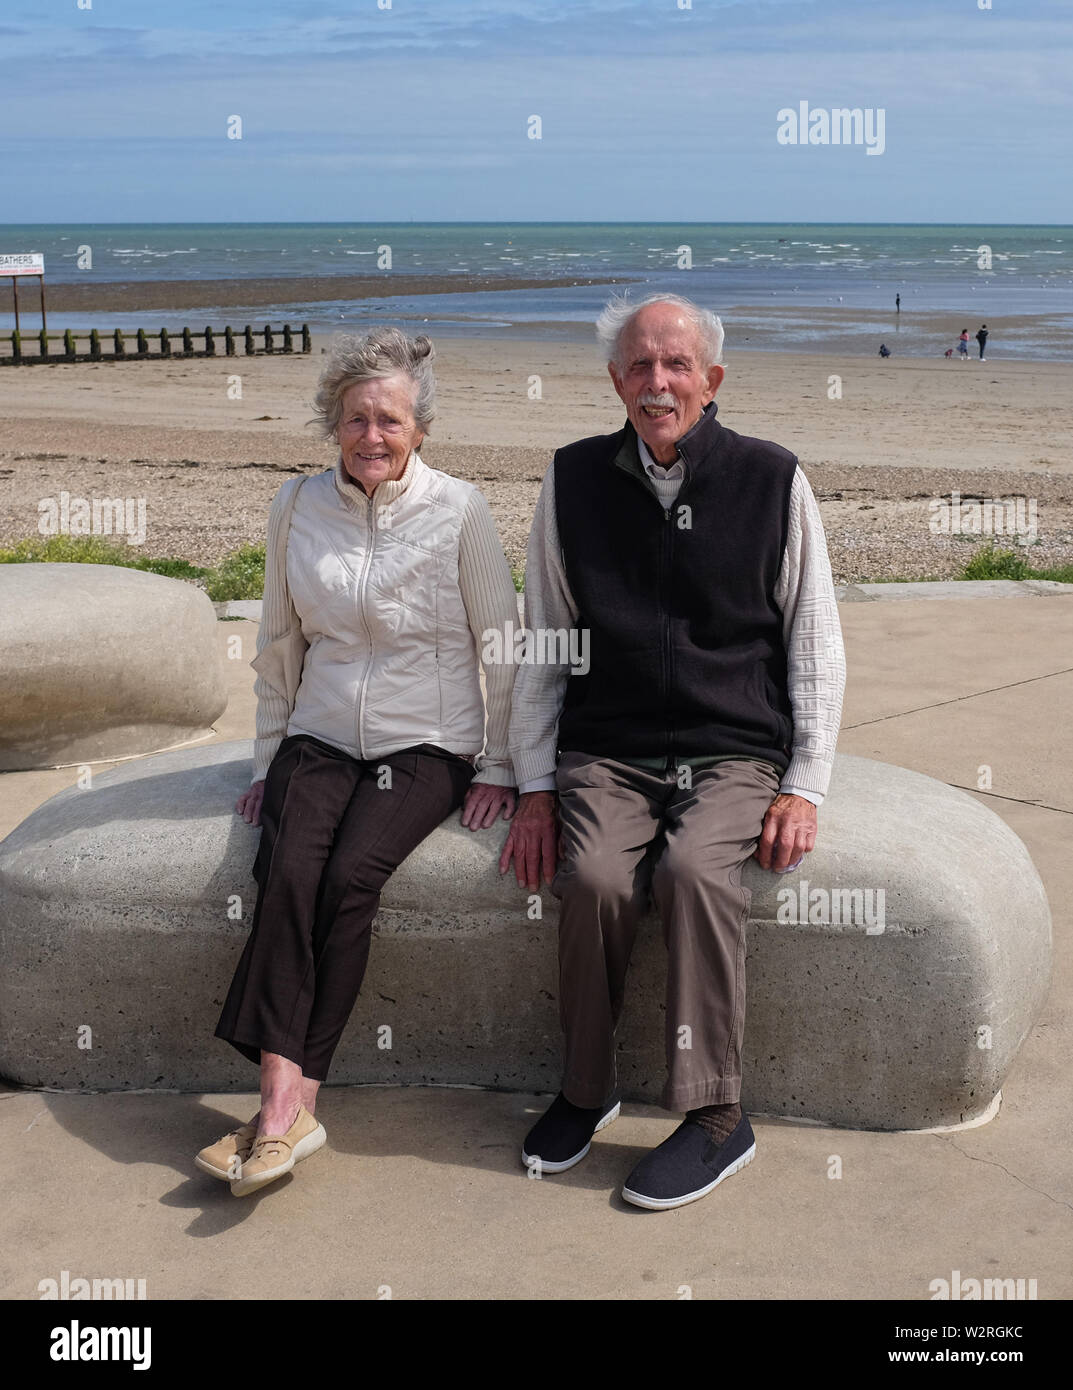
left=253, top=454, right=491, bottom=764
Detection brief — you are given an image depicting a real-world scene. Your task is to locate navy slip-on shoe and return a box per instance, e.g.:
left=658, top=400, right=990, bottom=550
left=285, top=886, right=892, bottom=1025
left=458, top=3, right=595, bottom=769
left=521, top=1092, right=621, bottom=1175
left=621, top=1113, right=757, bottom=1210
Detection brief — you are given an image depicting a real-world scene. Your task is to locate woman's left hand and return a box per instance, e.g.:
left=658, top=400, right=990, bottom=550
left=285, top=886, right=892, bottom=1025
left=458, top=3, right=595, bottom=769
left=460, top=783, right=517, bottom=830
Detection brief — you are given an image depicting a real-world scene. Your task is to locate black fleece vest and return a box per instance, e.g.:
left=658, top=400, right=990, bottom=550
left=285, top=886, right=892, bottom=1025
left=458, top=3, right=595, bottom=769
left=554, top=402, right=797, bottom=770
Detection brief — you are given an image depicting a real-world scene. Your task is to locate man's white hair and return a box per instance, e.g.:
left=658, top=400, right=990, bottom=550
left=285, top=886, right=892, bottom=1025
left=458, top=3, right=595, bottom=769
left=595, top=292, right=724, bottom=369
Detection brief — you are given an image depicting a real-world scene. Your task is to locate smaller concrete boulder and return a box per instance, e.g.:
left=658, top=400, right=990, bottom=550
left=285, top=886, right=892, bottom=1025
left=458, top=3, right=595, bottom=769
left=0, top=564, right=226, bottom=770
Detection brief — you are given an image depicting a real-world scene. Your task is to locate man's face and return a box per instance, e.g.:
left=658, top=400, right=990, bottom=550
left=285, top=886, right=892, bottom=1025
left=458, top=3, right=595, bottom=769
left=608, top=304, right=724, bottom=464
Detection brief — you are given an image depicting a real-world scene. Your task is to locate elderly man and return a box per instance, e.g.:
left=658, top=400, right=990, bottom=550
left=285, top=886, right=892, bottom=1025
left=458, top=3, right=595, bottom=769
left=501, top=294, right=845, bottom=1210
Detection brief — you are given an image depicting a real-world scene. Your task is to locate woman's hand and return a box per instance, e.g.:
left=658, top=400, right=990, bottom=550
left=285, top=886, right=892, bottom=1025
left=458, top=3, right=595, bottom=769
left=236, top=780, right=266, bottom=827
left=461, top=782, right=517, bottom=831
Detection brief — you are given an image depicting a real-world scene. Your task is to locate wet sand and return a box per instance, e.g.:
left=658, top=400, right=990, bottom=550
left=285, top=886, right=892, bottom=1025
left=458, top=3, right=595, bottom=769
left=34, top=274, right=625, bottom=315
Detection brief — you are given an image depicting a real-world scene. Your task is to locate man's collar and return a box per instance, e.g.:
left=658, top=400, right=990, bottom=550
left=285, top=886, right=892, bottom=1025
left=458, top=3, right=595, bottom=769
left=637, top=436, right=683, bottom=476
left=615, top=400, right=720, bottom=480
left=673, top=400, right=720, bottom=468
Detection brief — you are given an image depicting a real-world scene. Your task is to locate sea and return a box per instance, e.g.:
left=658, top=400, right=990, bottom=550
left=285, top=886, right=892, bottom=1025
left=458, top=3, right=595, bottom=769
left=2, top=222, right=1072, bottom=359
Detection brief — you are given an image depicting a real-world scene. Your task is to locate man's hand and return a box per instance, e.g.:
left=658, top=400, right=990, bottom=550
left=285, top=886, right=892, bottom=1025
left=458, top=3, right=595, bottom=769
left=499, top=790, right=559, bottom=892
left=461, top=782, right=516, bottom=830
left=236, top=780, right=266, bottom=827
left=754, top=793, right=817, bottom=873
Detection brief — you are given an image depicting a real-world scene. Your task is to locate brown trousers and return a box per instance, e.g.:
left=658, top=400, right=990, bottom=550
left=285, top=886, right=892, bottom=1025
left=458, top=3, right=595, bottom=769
left=553, top=752, right=781, bottom=1112
left=215, top=734, right=474, bottom=1081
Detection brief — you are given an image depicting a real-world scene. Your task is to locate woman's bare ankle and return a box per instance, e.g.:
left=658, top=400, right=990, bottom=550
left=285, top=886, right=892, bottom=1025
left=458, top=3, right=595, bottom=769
left=256, top=1097, right=302, bottom=1137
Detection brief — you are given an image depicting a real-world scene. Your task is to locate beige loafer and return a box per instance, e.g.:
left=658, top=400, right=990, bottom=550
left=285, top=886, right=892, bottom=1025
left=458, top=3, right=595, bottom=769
left=195, top=1122, right=258, bottom=1181
left=230, top=1106, right=326, bottom=1197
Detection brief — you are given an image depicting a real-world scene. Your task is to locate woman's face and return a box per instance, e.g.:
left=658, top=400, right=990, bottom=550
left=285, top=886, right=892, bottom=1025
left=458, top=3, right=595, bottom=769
left=337, top=375, right=424, bottom=495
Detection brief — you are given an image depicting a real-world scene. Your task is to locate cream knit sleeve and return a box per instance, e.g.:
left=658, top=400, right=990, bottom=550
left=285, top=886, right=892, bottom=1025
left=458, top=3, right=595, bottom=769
left=457, top=488, right=519, bottom=787
left=508, top=464, right=578, bottom=790
left=773, top=465, right=846, bottom=799
left=251, top=483, right=299, bottom=784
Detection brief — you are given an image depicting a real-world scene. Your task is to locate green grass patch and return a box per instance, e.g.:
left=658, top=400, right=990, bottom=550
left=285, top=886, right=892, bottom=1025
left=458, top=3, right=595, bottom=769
left=202, top=543, right=266, bottom=602
left=0, top=534, right=209, bottom=581
left=511, top=564, right=525, bottom=594
left=0, top=533, right=266, bottom=601
left=959, top=545, right=1031, bottom=581
left=956, top=544, right=1072, bottom=584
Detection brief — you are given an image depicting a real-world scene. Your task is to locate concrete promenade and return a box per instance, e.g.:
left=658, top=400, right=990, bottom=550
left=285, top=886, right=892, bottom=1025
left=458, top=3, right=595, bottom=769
left=1, top=590, right=1070, bottom=1300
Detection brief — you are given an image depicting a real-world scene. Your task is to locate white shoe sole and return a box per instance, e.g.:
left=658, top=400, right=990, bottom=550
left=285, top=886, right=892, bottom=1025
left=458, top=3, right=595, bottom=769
left=521, top=1101, right=621, bottom=1175
left=621, top=1141, right=756, bottom=1210
left=230, top=1123, right=327, bottom=1197
left=195, top=1152, right=253, bottom=1182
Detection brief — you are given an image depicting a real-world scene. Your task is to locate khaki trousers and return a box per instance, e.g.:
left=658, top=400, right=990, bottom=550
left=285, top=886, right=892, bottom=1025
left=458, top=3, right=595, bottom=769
left=553, top=752, right=781, bottom=1112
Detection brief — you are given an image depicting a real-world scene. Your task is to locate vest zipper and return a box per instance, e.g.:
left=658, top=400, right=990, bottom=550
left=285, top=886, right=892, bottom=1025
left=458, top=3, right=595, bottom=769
left=620, top=461, right=683, bottom=776
left=661, top=505, right=675, bottom=773
left=355, top=492, right=377, bottom=755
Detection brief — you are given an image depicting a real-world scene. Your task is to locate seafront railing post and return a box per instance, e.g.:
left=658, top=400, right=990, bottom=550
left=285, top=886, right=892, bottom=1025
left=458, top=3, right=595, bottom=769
left=225, top=326, right=235, bottom=356
left=89, top=329, right=100, bottom=360
left=64, top=329, right=75, bottom=361
left=39, top=328, right=48, bottom=361
left=113, top=329, right=125, bottom=358
left=205, top=326, right=216, bottom=356
left=136, top=328, right=148, bottom=357
left=302, top=323, right=311, bottom=353
left=182, top=327, right=193, bottom=357
left=263, top=323, right=274, bottom=353
left=282, top=323, right=293, bottom=352
left=160, top=327, right=171, bottom=358
left=244, top=325, right=254, bottom=355
left=10, top=330, right=21, bottom=363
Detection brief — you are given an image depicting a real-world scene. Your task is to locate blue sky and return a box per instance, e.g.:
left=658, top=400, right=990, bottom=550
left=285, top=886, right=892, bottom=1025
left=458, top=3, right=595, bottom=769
left=2, top=0, right=1070, bottom=223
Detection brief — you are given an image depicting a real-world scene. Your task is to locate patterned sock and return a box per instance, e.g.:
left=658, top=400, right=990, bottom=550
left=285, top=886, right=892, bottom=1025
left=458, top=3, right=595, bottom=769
left=687, top=1101, right=742, bottom=1145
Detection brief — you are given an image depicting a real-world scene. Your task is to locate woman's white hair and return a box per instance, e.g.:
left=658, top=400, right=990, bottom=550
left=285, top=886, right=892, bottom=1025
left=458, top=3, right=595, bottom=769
left=595, top=293, right=724, bottom=369
left=312, top=327, right=436, bottom=438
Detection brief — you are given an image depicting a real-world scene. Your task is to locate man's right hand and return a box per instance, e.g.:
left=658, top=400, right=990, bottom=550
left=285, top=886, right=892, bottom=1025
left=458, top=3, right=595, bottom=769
left=236, top=779, right=266, bottom=826
left=499, top=790, right=559, bottom=892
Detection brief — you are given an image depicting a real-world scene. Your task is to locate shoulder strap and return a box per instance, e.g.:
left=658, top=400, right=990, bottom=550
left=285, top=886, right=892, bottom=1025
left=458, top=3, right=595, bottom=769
left=277, top=474, right=308, bottom=553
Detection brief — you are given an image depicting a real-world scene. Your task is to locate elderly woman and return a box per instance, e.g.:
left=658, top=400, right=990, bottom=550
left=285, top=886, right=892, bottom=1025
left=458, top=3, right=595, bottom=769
left=197, top=328, right=518, bottom=1196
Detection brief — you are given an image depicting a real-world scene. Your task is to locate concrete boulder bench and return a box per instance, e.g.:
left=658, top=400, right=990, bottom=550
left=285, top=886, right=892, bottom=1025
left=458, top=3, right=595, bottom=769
left=0, top=741, right=1051, bottom=1130
left=0, top=563, right=226, bottom=771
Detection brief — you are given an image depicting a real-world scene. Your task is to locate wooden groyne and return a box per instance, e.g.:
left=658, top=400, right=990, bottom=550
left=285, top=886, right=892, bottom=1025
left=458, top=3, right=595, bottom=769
left=1, top=322, right=312, bottom=365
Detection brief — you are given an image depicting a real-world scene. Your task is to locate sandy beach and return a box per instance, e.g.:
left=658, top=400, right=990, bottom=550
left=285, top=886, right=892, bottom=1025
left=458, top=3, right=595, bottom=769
left=1, top=331, right=1071, bottom=583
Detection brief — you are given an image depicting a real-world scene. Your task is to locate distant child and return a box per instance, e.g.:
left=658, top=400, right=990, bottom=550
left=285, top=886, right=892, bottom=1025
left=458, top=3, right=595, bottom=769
left=878, top=343, right=891, bottom=358
left=958, top=330, right=970, bottom=360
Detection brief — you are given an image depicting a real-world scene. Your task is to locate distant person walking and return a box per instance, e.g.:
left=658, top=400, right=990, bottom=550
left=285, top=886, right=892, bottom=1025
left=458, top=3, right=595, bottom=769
left=976, top=324, right=989, bottom=360
left=895, top=294, right=900, bottom=313
left=958, top=330, right=970, bottom=361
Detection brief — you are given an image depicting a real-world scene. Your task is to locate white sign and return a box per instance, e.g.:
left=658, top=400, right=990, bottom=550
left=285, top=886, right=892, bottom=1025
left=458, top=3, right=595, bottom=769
left=0, top=253, right=44, bottom=276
